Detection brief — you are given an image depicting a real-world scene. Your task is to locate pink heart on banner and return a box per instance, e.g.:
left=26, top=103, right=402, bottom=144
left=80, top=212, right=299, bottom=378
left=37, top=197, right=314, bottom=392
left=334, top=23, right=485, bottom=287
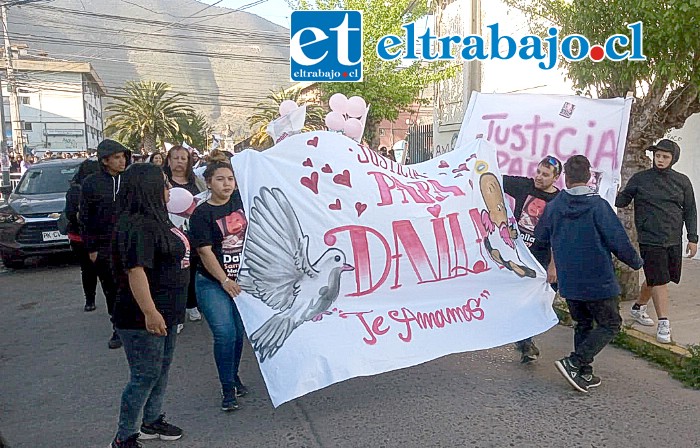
left=333, top=170, right=352, bottom=188
left=307, top=136, right=319, bottom=147
left=427, top=204, right=441, bottom=218
left=302, top=158, right=313, bottom=167
left=321, top=163, right=333, bottom=173
left=329, top=199, right=341, bottom=210
left=355, top=202, right=367, bottom=217
left=438, top=160, right=449, bottom=168
left=300, top=172, right=319, bottom=194
left=452, top=163, right=469, bottom=173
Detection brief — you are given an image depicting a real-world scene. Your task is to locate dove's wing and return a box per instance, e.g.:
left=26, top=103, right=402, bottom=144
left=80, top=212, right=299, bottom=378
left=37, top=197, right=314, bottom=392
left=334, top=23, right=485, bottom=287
left=239, top=187, right=316, bottom=311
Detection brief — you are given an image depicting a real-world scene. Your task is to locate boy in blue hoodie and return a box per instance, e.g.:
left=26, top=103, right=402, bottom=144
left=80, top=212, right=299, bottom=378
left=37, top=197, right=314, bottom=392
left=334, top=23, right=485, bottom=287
left=535, top=155, right=643, bottom=393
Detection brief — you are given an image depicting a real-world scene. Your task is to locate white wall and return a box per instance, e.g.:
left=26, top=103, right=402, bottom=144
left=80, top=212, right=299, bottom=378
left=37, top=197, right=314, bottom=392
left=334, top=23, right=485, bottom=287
left=668, top=114, right=700, bottom=259
left=1, top=70, right=103, bottom=151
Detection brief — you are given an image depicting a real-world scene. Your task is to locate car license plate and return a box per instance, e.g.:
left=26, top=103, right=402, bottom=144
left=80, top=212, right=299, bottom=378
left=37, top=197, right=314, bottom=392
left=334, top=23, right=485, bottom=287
left=42, top=230, right=68, bottom=242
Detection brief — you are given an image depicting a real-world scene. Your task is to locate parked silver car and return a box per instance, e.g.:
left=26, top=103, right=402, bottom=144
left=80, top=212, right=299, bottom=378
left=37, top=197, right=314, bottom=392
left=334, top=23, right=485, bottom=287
left=0, top=158, right=83, bottom=268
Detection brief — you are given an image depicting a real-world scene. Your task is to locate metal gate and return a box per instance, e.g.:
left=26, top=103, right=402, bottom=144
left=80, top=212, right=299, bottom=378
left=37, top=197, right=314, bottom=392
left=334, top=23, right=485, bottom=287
left=405, top=124, right=433, bottom=165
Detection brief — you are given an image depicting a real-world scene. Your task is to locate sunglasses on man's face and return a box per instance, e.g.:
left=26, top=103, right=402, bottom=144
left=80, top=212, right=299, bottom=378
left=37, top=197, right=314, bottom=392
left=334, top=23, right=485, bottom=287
left=541, top=156, right=562, bottom=175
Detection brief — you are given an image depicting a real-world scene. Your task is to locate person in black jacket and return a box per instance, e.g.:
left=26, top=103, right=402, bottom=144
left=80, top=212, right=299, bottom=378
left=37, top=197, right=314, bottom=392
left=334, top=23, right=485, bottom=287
left=65, top=159, right=100, bottom=312
left=80, top=139, right=131, bottom=349
left=537, top=155, right=643, bottom=393
left=615, top=139, right=698, bottom=344
left=503, top=155, right=562, bottom=363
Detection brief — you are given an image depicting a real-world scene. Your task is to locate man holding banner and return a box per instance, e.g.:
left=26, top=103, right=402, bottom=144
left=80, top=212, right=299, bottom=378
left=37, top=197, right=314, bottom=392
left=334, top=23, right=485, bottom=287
left=503, top=155, right=562, bottom=363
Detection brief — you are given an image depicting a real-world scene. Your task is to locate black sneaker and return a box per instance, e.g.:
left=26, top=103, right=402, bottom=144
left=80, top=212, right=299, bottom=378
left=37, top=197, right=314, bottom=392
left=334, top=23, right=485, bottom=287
left=110, top=433, right=143, bottom=448
left=221, top=388, right=240, bottom=411
left=84, top=303, right=96, bottom=312
left=235, top=383, right=249, bottom=397
left=519, top=340, right=540, bottom=364
left=581, top=373, right=602, bottom=388
left=554, top=357, right=589, bottom=393
left=139, top=414, right=183, bottom=441
left=108, top=331, right=122, bottom=349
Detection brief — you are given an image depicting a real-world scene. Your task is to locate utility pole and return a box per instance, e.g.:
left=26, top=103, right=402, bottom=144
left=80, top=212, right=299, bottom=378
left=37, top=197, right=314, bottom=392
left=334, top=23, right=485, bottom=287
left=1, top=5, right=23, bottom=159
left=0, top=80, right=8, bottom=189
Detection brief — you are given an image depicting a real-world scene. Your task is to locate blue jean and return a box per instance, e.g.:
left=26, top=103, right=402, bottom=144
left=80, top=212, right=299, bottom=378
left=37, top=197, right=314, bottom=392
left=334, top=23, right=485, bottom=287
left=195, top=273, right=245, bottom=391
left=115, top=328, right=177, bottom=440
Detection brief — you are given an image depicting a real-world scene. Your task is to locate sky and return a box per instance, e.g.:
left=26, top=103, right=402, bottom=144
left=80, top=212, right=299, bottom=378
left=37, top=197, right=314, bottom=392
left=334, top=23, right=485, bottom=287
left=199, top=0, right=294, bottom=28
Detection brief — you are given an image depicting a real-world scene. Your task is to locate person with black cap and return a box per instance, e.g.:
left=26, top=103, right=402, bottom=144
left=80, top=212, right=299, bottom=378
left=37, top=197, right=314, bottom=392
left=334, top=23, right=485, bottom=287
left=80, top=139, right=131, bottom=349
left=615, top=139, right=698, bottom=344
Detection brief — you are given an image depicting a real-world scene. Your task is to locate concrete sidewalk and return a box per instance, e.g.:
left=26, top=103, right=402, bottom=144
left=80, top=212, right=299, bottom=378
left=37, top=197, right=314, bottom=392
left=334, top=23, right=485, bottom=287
left=621, top=258, right=700, bottom=355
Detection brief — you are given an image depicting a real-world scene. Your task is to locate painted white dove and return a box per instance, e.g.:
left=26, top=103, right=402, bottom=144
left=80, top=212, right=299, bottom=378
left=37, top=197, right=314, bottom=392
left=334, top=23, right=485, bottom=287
left=238, top=187, right=355, bottom=362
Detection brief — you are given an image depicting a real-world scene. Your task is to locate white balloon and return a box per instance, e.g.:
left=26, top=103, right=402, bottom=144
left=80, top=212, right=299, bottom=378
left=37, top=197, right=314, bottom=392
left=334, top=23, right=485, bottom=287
left=325, top=111, right=346, bottom=131
left=279, top=100, right=298, bottom=116
left=329, top=93, right=348, bottom=114
left=167, top=187, right=194, bottom=214
left=346, top=96, right=367, bottom=118
left=343, top=118, right=363, bottom=140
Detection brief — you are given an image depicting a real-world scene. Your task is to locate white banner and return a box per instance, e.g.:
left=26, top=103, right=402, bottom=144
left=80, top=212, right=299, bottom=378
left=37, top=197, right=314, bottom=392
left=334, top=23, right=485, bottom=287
left=231, top=132, right=557, bottom=407
left=455, top=92, right=633, bottom=205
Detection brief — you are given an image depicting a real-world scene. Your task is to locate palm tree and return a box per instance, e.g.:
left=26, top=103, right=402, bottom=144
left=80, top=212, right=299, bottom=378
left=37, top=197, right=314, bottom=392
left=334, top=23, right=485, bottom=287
left=170, top=111, right=212, bottom=150
left=104, top=81, right=194, bottom=153
left=247, top=88, right=326, bottom=150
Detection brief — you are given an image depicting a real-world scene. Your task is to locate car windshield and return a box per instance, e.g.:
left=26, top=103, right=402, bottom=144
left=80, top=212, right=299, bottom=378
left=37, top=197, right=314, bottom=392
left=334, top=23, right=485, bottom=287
left=15, top=164, right=79, bottom=195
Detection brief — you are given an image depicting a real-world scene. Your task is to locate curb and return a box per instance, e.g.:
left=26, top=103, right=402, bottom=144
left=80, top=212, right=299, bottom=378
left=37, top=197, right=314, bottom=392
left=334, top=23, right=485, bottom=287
left=552, top=302, right=691, bottom=359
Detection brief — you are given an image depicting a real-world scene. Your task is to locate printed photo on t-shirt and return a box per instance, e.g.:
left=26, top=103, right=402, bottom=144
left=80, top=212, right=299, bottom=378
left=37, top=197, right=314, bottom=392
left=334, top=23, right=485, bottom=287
left=216, top=210, right=248, bottom=278
left=518, top=195, right=547, bottom=247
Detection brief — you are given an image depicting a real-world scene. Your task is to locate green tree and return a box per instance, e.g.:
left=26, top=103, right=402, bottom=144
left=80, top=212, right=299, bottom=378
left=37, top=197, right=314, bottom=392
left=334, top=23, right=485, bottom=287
left=104, top=81, right=195, bottom=153
left=248, top=88, right=326, bottom=150
left=291, top=0, right=456, bottom=147
left=506, top=0, right=700, bottom=298
left=171, top=111, right=212, bottom=150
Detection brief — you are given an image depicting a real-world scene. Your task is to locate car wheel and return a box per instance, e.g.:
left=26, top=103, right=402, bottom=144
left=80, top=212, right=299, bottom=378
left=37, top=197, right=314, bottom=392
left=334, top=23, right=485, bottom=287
left=1, top=252, right=24, bottom=269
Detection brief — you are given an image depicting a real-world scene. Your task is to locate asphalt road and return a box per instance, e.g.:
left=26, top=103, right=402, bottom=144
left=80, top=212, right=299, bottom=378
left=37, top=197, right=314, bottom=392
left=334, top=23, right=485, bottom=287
left=1, top=260, right=700, bottom=448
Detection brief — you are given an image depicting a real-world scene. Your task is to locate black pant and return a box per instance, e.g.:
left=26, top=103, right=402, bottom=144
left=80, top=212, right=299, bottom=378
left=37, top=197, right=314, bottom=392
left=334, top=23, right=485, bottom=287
left=566, top=297, right=622, bottom=374
left=94, top=256, right=117, bottom=318
left=186, top=256, right=199, bottom=309
left=70, top=240, right=98, bottom=305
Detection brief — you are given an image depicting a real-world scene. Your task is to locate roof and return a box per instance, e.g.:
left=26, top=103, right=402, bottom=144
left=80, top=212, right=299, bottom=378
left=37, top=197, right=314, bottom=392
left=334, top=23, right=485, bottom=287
left=11, top=59, right=107, bottom=96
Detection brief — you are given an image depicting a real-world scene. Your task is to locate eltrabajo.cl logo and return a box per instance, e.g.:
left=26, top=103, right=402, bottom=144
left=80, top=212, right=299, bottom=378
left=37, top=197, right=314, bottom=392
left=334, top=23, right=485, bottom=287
left=290, top=11, right=363, bottom=82
left=289, top=11, right=646, bottom=82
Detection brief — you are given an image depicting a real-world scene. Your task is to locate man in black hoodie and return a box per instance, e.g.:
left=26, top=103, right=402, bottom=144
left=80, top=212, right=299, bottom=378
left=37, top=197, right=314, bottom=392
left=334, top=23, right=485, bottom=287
left=615, top=139, right=697, bottom=344
left=80, top=139, right=131, bottom=349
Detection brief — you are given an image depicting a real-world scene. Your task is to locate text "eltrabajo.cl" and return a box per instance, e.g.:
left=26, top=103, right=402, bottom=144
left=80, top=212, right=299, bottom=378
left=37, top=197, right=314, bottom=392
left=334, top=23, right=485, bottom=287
left=376, top=22, right=646, bottom=69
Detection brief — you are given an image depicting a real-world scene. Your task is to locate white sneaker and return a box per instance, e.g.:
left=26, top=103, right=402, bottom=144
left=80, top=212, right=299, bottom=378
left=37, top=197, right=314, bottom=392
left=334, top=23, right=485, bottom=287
left=630, top=305, right=655, bottom=326
left=176, top=323, right=184, bottom=334
left=656, top=320, right=671, bottom=344
left=187, top=307, right=202, bottom=321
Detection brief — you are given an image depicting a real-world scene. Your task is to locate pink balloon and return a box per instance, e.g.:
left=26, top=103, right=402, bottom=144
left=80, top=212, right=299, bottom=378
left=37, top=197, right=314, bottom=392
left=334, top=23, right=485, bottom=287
left=328, top=93, right=348, bottom=114
left=325, top=111, right=346, bottom=131
left=278, top=100, right=298, bottom=116
left=343, top=118, right=363, bottom=140
left=167, top=187, right=194, bottom=214
left=346, top=96, right=367, bottom=118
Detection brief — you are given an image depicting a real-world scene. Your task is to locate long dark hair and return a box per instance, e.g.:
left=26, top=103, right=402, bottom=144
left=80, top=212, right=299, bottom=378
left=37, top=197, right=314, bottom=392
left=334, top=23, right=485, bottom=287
left=72, top=159, right=100, bottom=185
left=164, top=145, right=195, bottom=185
left=118, top=163, right=169, bottom=224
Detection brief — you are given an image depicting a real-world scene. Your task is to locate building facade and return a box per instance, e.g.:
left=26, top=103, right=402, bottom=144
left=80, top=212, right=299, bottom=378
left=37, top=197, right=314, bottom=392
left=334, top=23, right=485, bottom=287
left=2, top=58, right=106, bottom=154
